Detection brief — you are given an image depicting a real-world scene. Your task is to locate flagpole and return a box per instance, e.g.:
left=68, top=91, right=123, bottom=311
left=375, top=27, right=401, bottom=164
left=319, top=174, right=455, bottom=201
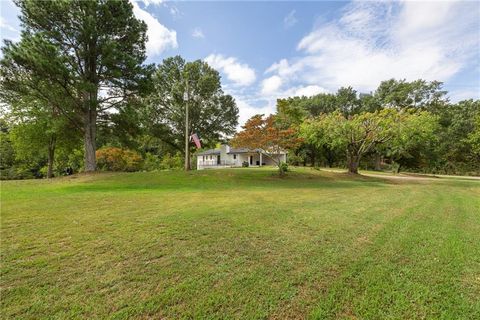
left=184, top=79, right=190, bottom=171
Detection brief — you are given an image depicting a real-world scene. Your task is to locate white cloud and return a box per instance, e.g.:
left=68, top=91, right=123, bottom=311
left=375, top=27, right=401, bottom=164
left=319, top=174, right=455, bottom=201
left=292, top=85, right=328, bottom=97
left=205, top=54, right=256, bottom=86
left=0, top=1, right=21, bottom=45
left=131, top=1, right=178, bottom=57
left=261, top=75, right=283, bottom=95
left=0, top=16, right=17, bottom=33
left=236, top=98, right=276, bottom=129
left=140, top=0, right=163, bottom=6
left=192, top=27, right=205, bottom=39
left=168, top=5, right=181, bottom=19
left=267, top=1, right=480, bottom=93
left=448, top=88, right=480, bottom=103
left=284, top=10, right=297, bottom=28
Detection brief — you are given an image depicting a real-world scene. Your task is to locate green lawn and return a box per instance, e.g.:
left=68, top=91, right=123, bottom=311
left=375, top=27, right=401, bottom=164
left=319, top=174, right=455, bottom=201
left=1, top=168, right=479, bottom=319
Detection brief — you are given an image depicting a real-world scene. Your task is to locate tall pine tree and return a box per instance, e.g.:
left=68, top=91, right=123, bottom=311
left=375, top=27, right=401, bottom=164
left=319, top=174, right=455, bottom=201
left=1, top=0, right=150, bottom=171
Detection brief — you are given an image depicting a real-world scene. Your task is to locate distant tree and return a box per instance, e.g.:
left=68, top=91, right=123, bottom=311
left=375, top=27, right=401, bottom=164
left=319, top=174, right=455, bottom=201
left=378, top=110, right=439, bottom=173
left=0, top=119, right=15, bottom=176
left=0, top=0, right=150, bottom=172
left=0, top=78, right=80, bottom=177
left=375, top=79, right=448, bottom=110
left=146, top=56, right=238, bottom=170
left=231, top=114, right=301, bottom=175
left=358, top=93, right=382, bottom=113
left=468, top=114, right=480, bottom=160
left=336, top=86, right=360, bottom=116
left=433, top=99, right=480, bottom=172
left=9, top=114, right=79, bottom=178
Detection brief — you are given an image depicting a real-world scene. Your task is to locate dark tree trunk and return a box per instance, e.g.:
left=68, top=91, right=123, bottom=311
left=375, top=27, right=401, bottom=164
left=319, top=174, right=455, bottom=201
left=325, top=149, right=334, bottom=168
left=83, top=98, right=97, bottom=172
left=47, top=135, right=56, bottom=178
left=310, top=151, right=316, bottom=167
left=348, top=157, right=360, bottom=174
left=374, top=153, right=382, bottom=171
left=83, top=40, right=98, bottom=172
left=347, top=148, right=360, bottom=174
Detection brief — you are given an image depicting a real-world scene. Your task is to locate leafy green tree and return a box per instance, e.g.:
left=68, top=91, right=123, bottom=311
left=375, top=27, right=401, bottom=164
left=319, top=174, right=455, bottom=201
left=379, top=110, right=439, bottom=173
left=336, top=86, right=360, bottom=116
left=467, top=114, right=480, bottom=160
left=231, top=114, right=301, bottom=176
left=1, top=0, right=150, bottom=172
left=276, top=94, right=342, bottom=167
left=433, top=99, right=480, bottom=173
left=146, top=56, right=238, bottom=170
left=0, top=119, right=15, bottom=178
left=301, top=110, right=402, bottom=174
left=375, top=79, right=448, bottom=110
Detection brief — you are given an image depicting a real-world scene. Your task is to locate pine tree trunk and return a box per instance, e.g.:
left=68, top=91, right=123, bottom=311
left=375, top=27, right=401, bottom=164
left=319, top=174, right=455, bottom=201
left=47, top=135, right=56, bottom=178
left=83, top=99, right=97, bottom=172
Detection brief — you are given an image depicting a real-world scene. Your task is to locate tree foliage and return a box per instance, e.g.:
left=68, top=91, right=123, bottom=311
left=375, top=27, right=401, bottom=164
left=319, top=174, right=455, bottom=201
left=231, top=114, right=301, bottom=174
left=0, top=0, right=151, bottom=171
left=301, top=109, right=438, bottom=174
left=145, top=56, right=238, bottom=168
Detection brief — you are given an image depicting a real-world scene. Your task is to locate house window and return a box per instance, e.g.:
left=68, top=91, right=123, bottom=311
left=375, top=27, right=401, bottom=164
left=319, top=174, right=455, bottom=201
left=233, top=154, right=236, bottom=160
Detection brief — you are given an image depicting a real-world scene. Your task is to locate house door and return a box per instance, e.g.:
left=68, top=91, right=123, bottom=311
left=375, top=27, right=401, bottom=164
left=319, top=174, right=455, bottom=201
left=249, top=155, right=253, bottom=165
left=217, top=155, right=221, bottom=165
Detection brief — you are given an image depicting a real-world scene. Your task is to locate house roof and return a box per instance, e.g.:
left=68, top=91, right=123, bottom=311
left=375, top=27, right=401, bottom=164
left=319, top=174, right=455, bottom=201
left=227, top=148, right=257, bottom=154
left=196, top=145, right=287, bottom=156
left=196, top=149, right=220, bottom=156
left=228, top=148, right=286, bottom=154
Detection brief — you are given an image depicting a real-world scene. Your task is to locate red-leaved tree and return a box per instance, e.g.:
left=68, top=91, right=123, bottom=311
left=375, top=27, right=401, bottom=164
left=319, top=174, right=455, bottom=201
left=231, top=114, right=301, bottom=175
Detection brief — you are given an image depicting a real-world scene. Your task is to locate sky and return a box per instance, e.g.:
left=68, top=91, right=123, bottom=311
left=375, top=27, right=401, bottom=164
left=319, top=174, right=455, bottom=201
left=1, top=0, right=479, bottom=127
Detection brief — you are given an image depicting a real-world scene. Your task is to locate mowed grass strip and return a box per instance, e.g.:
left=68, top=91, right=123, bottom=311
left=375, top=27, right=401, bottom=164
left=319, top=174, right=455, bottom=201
left=1, top=168, right=479, bottom=319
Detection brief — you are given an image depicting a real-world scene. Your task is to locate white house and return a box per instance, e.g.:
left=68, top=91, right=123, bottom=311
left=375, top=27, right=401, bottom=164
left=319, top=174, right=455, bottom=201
left=196, top=144, right=287, bottom=170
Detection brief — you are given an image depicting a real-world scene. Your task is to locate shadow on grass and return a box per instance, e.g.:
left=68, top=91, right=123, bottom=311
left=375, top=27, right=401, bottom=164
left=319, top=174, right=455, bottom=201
left=58, top=168, right=405, bottom=194
left=4, top=168, right=474, bottom=199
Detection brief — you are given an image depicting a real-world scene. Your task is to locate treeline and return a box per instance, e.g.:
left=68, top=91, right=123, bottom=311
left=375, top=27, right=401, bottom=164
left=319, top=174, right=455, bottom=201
left=275, top=80, right=480, bottom=175
left=0, top=0, right=237, bottom=179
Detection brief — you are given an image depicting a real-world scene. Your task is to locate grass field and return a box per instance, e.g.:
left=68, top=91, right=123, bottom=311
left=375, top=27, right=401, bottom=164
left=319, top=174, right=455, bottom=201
left=1, top=168, right=479, bottom=319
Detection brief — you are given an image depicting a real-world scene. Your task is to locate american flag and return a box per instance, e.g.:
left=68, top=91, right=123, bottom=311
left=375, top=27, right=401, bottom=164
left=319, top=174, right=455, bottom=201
left=190, top=133, right=201, bottom=149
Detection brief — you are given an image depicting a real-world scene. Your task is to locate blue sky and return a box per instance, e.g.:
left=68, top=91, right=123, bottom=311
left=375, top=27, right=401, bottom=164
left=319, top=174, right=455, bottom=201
left=1, top=0, right=479, bottom=125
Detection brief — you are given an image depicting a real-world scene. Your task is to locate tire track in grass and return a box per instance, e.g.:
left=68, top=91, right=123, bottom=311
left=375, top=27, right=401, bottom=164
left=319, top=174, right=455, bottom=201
left=308, top=183, right=480, bottom=320
left=268, top=185, right=419, bottom=319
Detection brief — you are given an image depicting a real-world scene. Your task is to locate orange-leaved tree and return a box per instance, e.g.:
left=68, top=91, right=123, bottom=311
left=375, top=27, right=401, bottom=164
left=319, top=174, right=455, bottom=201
left=231, top=114, right=301, bottom=175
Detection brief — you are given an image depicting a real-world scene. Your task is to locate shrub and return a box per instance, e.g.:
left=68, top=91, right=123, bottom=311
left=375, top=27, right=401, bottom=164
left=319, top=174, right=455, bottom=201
left=143, top=153, right=162, bottom=171
left=55, top=148, right=84, bottom=175
left=242, top=161, right=249, bottom=167
left=279, top=162, right=289, bottom=175
left=287, top=153, right=304, bottom=166
left=160, top=152, right=183, bottom=170
left=96, top=147, right=142, bottom=172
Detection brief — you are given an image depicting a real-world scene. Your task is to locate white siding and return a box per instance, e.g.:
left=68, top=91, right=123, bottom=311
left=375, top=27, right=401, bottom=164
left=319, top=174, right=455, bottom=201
left=196, top=145, right=287, bottom=170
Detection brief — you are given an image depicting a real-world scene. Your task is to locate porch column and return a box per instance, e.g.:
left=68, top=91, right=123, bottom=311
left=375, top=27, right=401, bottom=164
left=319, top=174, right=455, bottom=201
left=259, top=152, right=262, bottom=166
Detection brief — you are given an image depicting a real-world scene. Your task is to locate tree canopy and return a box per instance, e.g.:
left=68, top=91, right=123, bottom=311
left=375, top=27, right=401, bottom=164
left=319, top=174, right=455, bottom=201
left=231, top=114, right=301, bottom=174
left=145, top=56, right=238, bottom=169
left=1, top=0, right=151, bottom=171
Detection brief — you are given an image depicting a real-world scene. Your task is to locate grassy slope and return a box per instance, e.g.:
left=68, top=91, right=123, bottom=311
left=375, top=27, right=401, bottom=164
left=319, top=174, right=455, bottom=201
left=1, top=168, right=479, bottom=319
